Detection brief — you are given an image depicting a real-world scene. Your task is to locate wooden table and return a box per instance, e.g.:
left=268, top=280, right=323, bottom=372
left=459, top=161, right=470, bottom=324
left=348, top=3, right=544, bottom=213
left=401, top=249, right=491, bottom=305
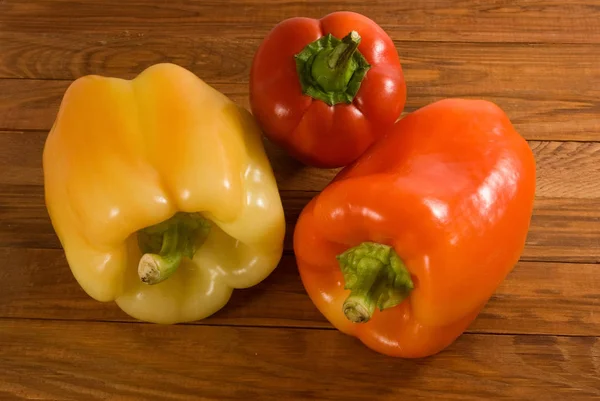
left=1, top=1, right=599, bottom=399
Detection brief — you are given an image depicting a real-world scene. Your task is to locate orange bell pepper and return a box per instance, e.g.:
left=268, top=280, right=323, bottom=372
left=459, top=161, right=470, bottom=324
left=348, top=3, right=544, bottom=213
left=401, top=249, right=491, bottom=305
left=293, top=98, right=536, bottom=358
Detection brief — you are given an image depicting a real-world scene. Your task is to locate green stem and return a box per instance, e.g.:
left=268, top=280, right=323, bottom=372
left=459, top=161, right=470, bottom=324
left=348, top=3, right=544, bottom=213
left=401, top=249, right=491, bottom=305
left=337, top=242, right=414, bottom=323
left=137, top=212, right=210, bottom=285
left=312, top=31, right=361, bottom=92
left=294, top=31, right=370, bottom=106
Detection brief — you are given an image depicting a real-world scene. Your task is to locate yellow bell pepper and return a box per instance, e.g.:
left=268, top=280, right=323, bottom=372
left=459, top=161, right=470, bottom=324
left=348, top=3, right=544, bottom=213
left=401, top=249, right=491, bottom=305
left=42, top=63, right=286, bottom=324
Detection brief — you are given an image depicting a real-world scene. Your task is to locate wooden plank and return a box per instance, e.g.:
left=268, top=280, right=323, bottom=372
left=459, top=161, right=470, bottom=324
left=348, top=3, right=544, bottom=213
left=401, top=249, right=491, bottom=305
left=2, top=128, right=599, bottom=261
left=2, top=0, right=599, bottom=44
left=0, top=32, right=255, bottom=81
left=1, top=246, right=599, bottom=337
left=1, top=319, right=599, bottom=400
left=0, top=131, right=45, bottom=186
left=2, top=29, right=599, bottom=150
left=2, top=33, right=600, bottom=83
left=1, top=181, right=599, bottom=262
left=3, top=131, right=599, bottom=195
left=530, top=141, right=600, bottom=199
left=0, top=75, right=600, bottom=141
left=0, top=36, right=600, bottom=140
left=524, top=198, right=600, bottom=263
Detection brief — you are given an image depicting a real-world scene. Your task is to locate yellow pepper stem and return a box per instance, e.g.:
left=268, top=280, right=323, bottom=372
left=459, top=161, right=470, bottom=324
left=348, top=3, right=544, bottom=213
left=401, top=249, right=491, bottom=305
left=137, top=212, right=211, bottom=285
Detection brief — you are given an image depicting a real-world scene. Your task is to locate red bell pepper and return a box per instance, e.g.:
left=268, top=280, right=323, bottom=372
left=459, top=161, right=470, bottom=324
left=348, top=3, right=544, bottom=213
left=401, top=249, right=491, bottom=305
left=293, top=98, right=537, bottom=358
left=249, top=11, right=406, bottom=168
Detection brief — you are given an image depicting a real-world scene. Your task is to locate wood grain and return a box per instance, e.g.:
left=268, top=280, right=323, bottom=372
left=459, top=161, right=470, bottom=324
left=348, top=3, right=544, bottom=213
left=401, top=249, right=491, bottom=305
left=2, top=128, right=599, bottom=261
left=1, top=319, right=599, bottom=400
left=1, top=247, right=599, bottom=337
left=0, top=32, right=253, bottom=81
left=2, top=41, right=599, bottom=140
left=1, top=182, right=599, bottom=262
left=2, top=0, right=599, bottom=398
left=2, top=0, right=600, bottom=44
left=3, top=129, right=599, bottom=194
left=2, top=32, right=600, bottom=84
left=524, top=198, right=600, bottom=263
left=530, top=141, right=600, bottom=199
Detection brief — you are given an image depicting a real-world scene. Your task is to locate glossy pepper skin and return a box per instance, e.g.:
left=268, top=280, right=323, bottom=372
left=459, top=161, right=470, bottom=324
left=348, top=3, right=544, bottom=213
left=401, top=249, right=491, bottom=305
left=43, top=63, right=286, bottom=324
left=249, top=11, right=406, bottom=168
left=293, top=98, right=536, bottom=358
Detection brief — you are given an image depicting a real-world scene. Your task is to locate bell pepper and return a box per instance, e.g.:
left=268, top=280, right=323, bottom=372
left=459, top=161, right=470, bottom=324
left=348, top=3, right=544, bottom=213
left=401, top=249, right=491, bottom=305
left=249, top=11, right=406, bottom=168
left=43, top=63, right=286, bottom=324
left=293, top=98, right=536, bottom=358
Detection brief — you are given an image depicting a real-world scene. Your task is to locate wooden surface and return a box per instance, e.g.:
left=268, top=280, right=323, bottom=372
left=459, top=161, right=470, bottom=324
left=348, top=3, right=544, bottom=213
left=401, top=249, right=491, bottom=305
left=1, top=0, right=599, bottom=399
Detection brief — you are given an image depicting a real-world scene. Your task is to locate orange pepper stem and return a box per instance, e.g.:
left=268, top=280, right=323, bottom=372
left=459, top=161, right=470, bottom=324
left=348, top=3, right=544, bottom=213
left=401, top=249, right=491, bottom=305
left=336, top=242, right=414, bottom=323
left=294, top=31, right=371, bottom=106
left=137, top=212, right=211, bottom=285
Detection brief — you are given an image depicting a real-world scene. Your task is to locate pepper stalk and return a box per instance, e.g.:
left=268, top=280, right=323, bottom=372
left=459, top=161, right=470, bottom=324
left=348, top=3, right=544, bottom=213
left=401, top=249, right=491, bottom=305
left=294, top=31, right=371, bottom=106
left=137, top=212, right=211, bottom=285
left=337, top=242, right=414, bottom=323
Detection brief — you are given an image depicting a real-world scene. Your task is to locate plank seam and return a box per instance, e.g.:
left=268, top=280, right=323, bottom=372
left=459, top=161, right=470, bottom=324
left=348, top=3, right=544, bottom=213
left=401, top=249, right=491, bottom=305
left=0, top=245, right=599, bottom=266
left=1, top=128, right=600, bottom=144
left=0, top=316, right=598, bottom=338
left=1, top=37, right=600, bottom=48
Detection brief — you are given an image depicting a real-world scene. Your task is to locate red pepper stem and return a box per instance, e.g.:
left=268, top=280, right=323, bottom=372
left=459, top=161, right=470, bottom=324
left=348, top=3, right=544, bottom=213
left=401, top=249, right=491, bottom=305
left=313, top=31, right=361, bottom=92
left=137, top=212, right=211, bottom=285
left=328, top=34, right=358, bottom=68
left=294, top=31, right=371, bottom=106
left=336, top=242, right=414, bottom=323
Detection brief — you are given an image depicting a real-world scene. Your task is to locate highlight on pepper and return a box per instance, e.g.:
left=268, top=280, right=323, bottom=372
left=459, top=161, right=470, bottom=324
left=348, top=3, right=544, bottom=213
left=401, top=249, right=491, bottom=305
left=43, top=63, right=286, bottom=324
left=249, top=11, right=407, bottom=168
